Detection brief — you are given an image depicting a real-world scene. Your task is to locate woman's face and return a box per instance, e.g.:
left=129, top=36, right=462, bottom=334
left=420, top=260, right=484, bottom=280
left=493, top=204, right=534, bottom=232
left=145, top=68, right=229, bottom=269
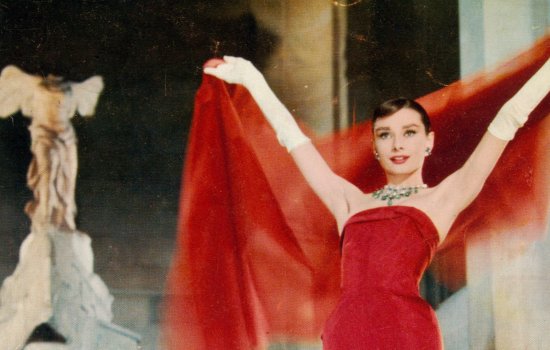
left=373, top=108, right=434, bottom=180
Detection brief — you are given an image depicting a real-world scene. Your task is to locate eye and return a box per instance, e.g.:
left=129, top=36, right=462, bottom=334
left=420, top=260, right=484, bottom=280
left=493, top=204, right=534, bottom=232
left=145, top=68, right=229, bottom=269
left=376, top=132, right=390, bottom=140
left=404, top=129, right=417, bottom=137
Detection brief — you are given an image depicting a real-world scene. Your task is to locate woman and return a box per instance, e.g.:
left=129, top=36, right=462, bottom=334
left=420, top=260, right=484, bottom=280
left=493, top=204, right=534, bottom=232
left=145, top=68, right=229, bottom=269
left=204, top=56, right=550, bottom=349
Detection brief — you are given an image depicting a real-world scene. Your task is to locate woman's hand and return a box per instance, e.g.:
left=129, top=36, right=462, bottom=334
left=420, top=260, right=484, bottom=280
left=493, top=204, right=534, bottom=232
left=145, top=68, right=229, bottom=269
left=489, top=58, right=550, bottom=140
left=203, top=56, right=263, bottom=89
left=204, top=55, right=310, bottom=152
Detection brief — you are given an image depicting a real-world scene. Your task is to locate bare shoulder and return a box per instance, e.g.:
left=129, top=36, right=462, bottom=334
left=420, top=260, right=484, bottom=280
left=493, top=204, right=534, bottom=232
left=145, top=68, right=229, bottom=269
left=333, top=183, right=462, bottom=241
left=334, top=186, right=384, bottom=235
left=333, top=180, right=366, bottom=218
left=409, top=184, right=462, bottom=242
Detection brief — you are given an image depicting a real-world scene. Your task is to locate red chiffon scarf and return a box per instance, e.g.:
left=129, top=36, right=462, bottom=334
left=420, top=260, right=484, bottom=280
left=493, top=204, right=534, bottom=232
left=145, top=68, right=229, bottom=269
left=164, top=36, right=550, bottom=349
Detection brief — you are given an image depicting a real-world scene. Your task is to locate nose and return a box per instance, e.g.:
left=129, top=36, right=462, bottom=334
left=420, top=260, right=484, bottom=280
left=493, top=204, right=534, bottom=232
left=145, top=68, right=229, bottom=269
left=392, top=135, right=404, bottom=151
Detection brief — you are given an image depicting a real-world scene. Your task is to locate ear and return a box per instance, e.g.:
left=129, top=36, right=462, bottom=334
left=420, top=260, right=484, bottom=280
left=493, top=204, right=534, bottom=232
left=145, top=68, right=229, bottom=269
left=426, top=130, right=435, bottom=151
left=70, top=75, right=104, bottom=117
left=0, top=65, right=41, bottom=118
left=372, top=140, right=380, bottom=159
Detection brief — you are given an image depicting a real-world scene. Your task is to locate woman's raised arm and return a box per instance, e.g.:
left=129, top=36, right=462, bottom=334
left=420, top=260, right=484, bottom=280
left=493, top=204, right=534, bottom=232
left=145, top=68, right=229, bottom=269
left=204, top=56, right=359, bottom=220
left=436, top=58, right=550, bottom=215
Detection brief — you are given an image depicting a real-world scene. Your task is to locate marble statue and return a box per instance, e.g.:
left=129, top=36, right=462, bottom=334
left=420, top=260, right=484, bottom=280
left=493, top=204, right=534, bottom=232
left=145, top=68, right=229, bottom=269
left=0, top=66, right=103, bottom=232
left=0, top=66, right=140, bottom=349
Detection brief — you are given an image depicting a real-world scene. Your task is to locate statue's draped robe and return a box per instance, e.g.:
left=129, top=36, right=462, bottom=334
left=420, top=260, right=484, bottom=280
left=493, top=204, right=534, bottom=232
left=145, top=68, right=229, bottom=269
left=164, top=37, right=550, bottom=349
left=0, top=68, right=102, bottom=232
left=26, top=119, right=78, bottom=231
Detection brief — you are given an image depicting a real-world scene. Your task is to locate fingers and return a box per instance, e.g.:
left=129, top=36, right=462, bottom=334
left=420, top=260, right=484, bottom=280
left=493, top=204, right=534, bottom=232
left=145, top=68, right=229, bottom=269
left=203, top=66, right=220, bottom=76
left=202, top=56, right=258, bottom=86
left=203, top=58, right=226, bottom=69
left=203, top=56, right=248, bottom=72
left=203, top=63, right=240, bottom=85
left=223, top=56, right=252, bottom=65
left=223, top=56, right=238, bottom=63
left=204, top=63, right=232, bottom=78
left=203, top=56, right=238, bottom=74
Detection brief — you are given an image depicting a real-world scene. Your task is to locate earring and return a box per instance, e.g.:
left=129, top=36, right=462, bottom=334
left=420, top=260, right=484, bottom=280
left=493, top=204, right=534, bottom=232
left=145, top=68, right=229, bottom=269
left=374, top=151, right=380, bottom=160
left=425, top=147, right=432, bottom=156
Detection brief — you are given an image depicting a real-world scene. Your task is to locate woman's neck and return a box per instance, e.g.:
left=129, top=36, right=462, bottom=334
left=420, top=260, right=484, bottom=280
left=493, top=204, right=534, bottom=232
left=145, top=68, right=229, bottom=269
left=385, top=173, right=425, bottom=187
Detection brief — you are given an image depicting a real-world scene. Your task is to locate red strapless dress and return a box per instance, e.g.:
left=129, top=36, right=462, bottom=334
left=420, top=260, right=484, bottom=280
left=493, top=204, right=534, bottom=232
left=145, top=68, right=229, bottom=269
left=322, top=206, right=442, bottom=350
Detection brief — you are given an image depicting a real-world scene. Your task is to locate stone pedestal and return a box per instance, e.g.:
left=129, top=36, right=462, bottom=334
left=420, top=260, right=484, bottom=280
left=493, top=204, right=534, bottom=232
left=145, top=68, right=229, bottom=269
left=0, top=232, right=52, bottom=349
left=0, top=230, right=140, bottom=349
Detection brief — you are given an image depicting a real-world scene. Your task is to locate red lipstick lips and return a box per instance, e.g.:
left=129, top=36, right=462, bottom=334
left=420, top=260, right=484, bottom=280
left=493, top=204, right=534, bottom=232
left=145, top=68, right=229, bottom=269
left=390, top=155, right=409, bottom=164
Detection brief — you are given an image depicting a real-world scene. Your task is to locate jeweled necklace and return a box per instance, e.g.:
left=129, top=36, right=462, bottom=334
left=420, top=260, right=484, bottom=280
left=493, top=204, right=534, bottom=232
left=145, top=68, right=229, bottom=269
left=372, top=184, right=428, bottom=206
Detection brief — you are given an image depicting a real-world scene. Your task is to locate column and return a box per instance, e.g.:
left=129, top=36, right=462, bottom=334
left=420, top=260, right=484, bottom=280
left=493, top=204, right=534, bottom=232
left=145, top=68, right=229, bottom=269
left=250, top=1, right=348, bottom=134
left=459, top=0, right=549, bottom=77
left=459, top=2, right=550, bottom=348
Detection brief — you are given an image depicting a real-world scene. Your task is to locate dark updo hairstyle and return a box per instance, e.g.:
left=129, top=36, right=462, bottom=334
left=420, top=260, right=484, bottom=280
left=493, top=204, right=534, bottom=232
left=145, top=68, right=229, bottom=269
left=372, top=98, right=432, bottom=134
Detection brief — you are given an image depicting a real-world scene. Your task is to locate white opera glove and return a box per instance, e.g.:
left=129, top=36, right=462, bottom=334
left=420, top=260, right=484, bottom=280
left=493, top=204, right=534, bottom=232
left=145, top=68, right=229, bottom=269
left=488, top=58, right=550, bottom=140
left=204, top=56, right=310, bottom=152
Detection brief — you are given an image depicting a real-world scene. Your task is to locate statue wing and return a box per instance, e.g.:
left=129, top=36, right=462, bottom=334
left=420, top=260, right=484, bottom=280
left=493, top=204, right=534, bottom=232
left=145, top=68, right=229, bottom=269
left=71, top=76, right=104, bottom=117
left=0, top=65, right=41, bottom=118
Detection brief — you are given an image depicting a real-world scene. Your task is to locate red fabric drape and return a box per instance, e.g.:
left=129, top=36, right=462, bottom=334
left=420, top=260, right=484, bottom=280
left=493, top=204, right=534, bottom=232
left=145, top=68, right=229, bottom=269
left=164, top=37, right=550, bottom=349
